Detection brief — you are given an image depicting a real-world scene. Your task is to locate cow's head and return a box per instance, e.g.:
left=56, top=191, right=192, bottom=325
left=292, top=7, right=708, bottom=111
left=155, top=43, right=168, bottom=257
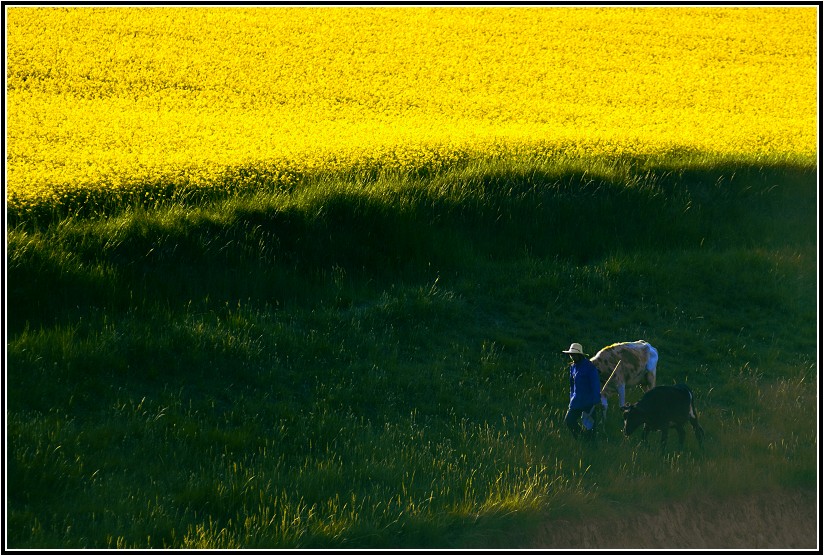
left=621, top=404, right=645, bottom=436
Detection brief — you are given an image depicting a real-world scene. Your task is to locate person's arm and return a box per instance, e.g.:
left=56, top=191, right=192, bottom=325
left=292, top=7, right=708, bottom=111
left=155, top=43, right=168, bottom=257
left=569, top=368, right=575, bottom=400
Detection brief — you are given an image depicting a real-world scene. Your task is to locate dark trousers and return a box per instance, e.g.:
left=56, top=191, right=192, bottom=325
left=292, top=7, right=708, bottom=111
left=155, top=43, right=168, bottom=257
left=565, top=404, right=598, bottom=438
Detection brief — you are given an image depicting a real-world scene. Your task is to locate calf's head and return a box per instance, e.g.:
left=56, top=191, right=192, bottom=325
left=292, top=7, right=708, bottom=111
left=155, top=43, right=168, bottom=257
left=621, top=404, right=645, bottom=436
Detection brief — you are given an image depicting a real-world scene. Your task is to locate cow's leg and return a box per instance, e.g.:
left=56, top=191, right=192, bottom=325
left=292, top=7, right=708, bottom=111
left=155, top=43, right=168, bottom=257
left=600, top=394, right=608, bottom=421
left=645, top=370, right=656, bottom=390
left=617, top=383, right=626, bottom=408
left=645, top=346, right=658, bottom=389
left=641, top=424, right=650, bottom=445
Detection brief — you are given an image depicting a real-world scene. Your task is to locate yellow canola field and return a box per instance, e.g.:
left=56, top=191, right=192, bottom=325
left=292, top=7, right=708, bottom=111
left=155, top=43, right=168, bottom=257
left=6, top=7, right=818, bottom=211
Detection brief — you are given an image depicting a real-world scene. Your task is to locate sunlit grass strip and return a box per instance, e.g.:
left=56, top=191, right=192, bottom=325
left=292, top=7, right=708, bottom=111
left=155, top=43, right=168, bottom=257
left=7, top=7, right=818, bottom=215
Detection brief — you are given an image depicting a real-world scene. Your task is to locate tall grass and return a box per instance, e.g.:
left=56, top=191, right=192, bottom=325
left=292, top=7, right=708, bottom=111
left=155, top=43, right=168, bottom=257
left=6, top=155, right=817, bottom=548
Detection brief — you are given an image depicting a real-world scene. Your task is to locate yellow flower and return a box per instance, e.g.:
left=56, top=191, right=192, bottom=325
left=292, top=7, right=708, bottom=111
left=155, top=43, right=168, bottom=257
left=6, top=7, right=817, bottom=213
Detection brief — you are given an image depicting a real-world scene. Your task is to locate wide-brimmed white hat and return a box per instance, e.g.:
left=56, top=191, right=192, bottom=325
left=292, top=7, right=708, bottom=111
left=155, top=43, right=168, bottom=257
left=561, top=342, right=588, bottom=356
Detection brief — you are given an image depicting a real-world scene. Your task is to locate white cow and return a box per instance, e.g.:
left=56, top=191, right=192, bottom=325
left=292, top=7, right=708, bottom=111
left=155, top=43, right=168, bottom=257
left=590, top=340, right=658, bottom=414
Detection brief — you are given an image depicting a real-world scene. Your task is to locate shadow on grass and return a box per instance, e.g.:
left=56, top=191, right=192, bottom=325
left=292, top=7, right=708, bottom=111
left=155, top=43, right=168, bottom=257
left=7, top=160, right=816, bottom=336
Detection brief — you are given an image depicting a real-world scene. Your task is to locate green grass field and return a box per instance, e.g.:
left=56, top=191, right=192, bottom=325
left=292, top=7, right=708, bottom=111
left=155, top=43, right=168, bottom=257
left=6, top=153, right=818, bottom=548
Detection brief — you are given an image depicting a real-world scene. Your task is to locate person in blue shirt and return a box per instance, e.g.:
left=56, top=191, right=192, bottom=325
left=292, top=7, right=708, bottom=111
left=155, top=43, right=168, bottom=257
left=561, top=342, right=602, bottom=439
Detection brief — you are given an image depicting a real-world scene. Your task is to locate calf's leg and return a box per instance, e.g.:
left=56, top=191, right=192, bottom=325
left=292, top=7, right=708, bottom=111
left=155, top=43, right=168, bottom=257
left=675, top=423, right=686, bottom=448
left=659, top=426, right=669, bottom=450
left=688, top=398, right=705, bottom=448
left=690, top=417, right=705, bottom=447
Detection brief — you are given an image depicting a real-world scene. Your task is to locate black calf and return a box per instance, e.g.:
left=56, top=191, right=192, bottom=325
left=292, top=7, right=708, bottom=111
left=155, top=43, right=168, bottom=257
left=621, top=384, right=705, bottom=449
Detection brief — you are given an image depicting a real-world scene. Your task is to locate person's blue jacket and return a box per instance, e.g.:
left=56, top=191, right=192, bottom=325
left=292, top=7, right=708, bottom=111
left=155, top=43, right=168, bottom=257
left=569, top=358, right=601, bottom=409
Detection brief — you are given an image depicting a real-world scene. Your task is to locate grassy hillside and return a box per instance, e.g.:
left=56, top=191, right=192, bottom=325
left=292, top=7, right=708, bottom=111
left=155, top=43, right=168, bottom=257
left=6, top=154, right=817, bottom=548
